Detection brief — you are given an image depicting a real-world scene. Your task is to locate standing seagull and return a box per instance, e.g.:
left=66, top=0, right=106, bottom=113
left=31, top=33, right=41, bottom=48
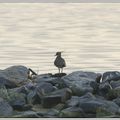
left=54, top=52, right=66, bottom=73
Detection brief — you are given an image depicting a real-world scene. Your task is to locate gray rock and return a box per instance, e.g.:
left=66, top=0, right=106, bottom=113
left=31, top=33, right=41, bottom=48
left=59, top=106, right=84, bottom=118
left=41, top=88, right=72, bottom=108
left=78, top=93, right=119, bottom=114
left=110, top=80, right=120, bottom=89
left=62, top=71, right=99, bottom=96
left=41, top=95, right=61, bottom=108
left=0, top=97, right=13, bottom=117
left=50, top=88, right=72, bottom=103
left=113, top=97, right=120, bottom=107
left=102, top=71, right=120, bottom=82
left=27, top=90, right=39, bottom=105
left=35, top=75, right=66, bottom=89
left=36, top=82, right=55, bottom=98
left=65, top=96, right=79, bottom=107
left=7, top=90, right=26, bottom=110
left=99, top=82, right=112, bottom=97
left=0, top=66, right=28, bottom=87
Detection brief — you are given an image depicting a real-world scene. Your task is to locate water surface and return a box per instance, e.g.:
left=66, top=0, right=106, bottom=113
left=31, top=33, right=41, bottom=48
left=0, top=3, right=120, bottom=74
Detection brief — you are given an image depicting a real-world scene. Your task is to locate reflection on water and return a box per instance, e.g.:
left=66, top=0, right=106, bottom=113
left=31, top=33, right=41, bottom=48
left=0, top=3, right=120, bottom=74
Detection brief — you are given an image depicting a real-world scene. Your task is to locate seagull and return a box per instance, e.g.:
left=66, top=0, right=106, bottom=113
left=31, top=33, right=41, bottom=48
left=54, top=52, right=66, bottom=73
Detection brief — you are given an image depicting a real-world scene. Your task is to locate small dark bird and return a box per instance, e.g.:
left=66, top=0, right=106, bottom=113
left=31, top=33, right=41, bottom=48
left=54, top=52, right=66, bottom=73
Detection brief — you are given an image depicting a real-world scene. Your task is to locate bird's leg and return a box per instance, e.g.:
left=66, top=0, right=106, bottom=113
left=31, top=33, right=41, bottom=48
left=58, top=68, right=60, bottom=74
left=61, top=68, right=63, bottom=73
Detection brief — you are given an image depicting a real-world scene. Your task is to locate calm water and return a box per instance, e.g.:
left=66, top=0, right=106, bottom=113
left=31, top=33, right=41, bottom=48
left=0, top=3, right=120, bottom=74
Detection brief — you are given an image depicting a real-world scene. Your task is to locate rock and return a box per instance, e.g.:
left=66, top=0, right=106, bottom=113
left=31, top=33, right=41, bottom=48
left=59, top=106, right=84, bottom=118
left=0, top=97, right=13, bottom=117
left=0, top=77, right=17, bottom=89
left=13, top=111, right=41, bottom=118
left=45, top=109, right=60, bottom=117
left=0, top=66, right=29, bottom=87
left=62, top=71, right=99, bottom=96
left=7, top=90, right=26, bottom=110
left=96, top=107, right=115, bottom=118
left=50, top=88, right=72, bottom=103
left=33, top=73, right=53, bottom=83
left=36, top=82, right=55, bottom=98
left=113, top=97, right=120, bottom=107
left=78, top=93, right=119, bottom=114
left=99, top=82, right=112, bottom=97
left=0, top=86, right=10, bottom=100
left=52, top=73, right=67, bottom=78
left=65, top=96, right=79, bottom=107
left=106, top=89, right=119, bottom=100
left=53, top=103, right=65, bottom=111
left=27, top=90, right=40, bottom=105
left=35, top=75, right=66, bottom=89
left=41, top=95, right=62, bottom=108
left=110, top=80, right=120, bottom=89
left=102, top=71, right=120, bottom=82
left=41, top=88, right=72, bottom=108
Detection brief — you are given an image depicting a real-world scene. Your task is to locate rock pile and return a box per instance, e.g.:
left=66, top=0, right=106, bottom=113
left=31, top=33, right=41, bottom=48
left=0, top=65, right=120, bottom=118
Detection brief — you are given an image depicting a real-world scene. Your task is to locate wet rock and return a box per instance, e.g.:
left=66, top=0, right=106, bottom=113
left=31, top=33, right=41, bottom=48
left=59, top=106, right=84, bottom=118
left=62, top=71, right=99, bottom=96
left=0, top=97, right=13, bottom=117
left=102, top=71, right=120, bottom=82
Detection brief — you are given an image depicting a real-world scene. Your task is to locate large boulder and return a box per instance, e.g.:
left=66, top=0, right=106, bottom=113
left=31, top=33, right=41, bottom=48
left=78, top=93, right=119, bottom=114
left=62, top=71, right=99, bottom=96
left=59, top=106, right=84, bottom=118
left=0, top=86, right=26, bottom=110
left=102, top=71, right=120, bottom=82
left=27, top=82, right=55, bottom=105
left=41, top=88, right=72, bottom=108
left=0, top=66, right=29, bottom=87
left=35, top=74, right=66, bottom=89
left=0, top=97, right=13, bottom=117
